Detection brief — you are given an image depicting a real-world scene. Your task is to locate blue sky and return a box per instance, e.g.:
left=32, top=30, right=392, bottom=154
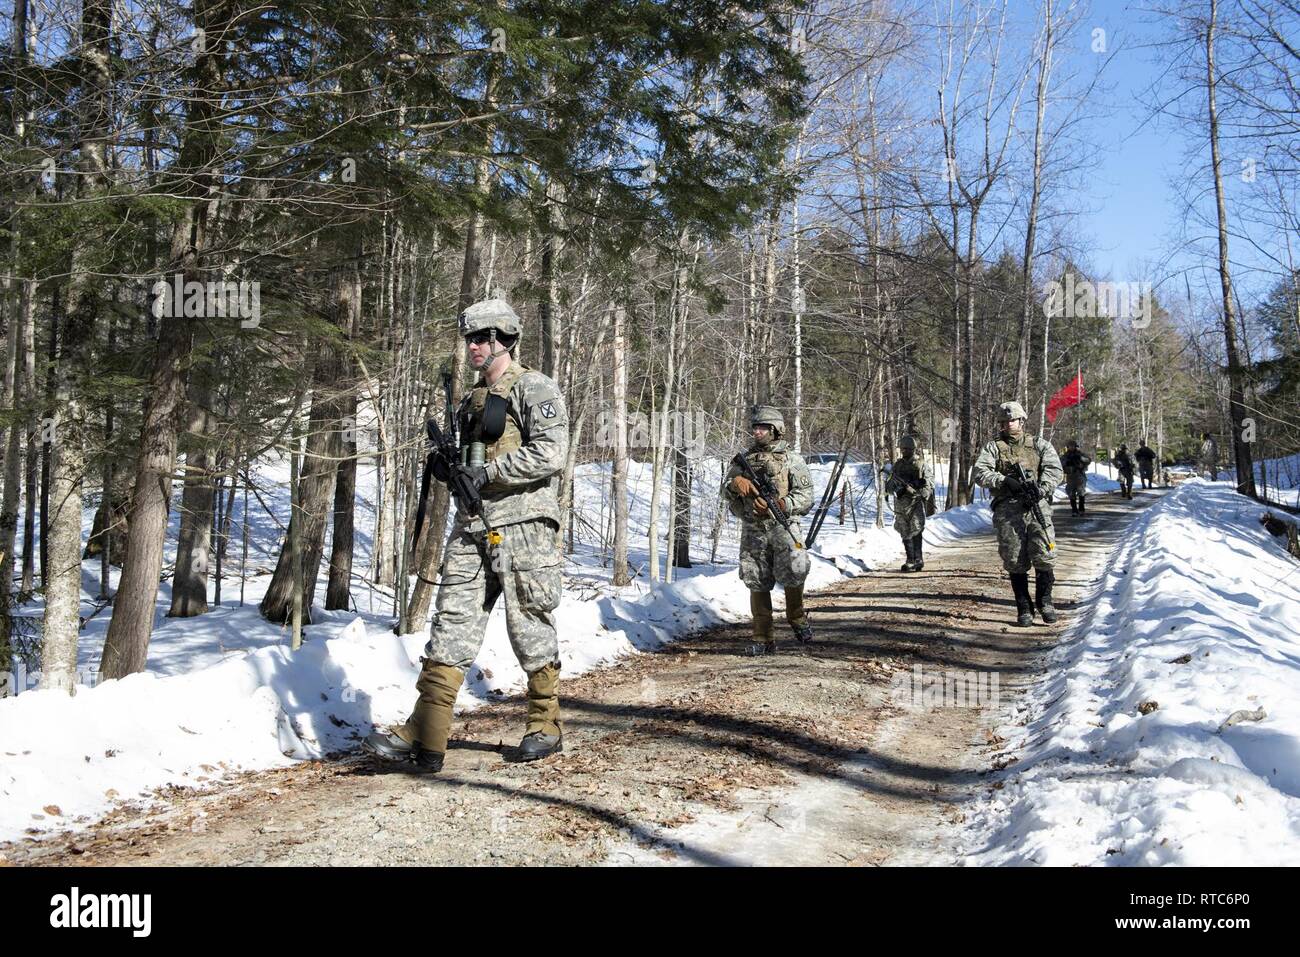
left=1069, top=0, right=1287, bottom=308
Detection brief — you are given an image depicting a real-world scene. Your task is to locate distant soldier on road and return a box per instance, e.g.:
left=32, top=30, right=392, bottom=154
left=1061, top=439, right=1091, bottom=515
left=1199, top=432, right=1219, bottom=480
left=1113, top=444, right=1135, bottom=499
left=885, top=435, right=934, bottom=572
left=1135, top=439, right=1157, bottom=490
left=973, top=401, right=1064, bottom=627
left=723, top=405, right=814, bottom=654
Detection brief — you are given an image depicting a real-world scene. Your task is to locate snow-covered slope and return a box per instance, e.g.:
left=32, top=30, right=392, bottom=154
left=962, top=479, right=1300, bottom=865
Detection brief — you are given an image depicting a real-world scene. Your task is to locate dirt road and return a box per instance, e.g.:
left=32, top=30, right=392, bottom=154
left=4, top=490, right=1163, bottom=866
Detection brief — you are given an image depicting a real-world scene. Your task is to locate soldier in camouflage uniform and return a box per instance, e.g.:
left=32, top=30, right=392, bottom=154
left=1113, top=444, right=1135, bottom=499
left=1134, top=439, right=1157, bottom=489
left=364, top=298, right=569, bottom=771
left=1198, top=432, right=1219, bottom=481
left=973, top=401, right=1064, bottom=627
left=723, top=405, right=814, bottom=655
left=1061, top=439, right=1092, bottom=515
left=885, top=435, right=934, bottom=572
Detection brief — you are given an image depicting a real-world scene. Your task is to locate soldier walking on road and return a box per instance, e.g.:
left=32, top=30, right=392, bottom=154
left=1198, top=432, right=1219, bottom=480
left=723, top=405, right=814, bottom=655
left=1061, top=439, right=1091, bottom=515
left=364, top=299, right=570, bottom=771
left=1113, top=444, right=1135, bottom=499
left=885, top=436, right=934, bottom=572
left=973, top=401, right=1064, bottom=627
left=1135, top=439, right=1157, bottom=490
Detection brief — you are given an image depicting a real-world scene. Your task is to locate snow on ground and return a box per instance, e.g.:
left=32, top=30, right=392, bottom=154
left=961, top=478, right=1300, bottom=865
left=2, top=447, right=1002, bottom=842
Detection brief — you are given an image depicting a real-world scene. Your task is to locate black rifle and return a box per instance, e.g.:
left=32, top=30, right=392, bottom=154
left=1008, top=462, right=1055, bottom=552
left=412, top=373, right=484, bottom=558
left=731, top=453, right=804, bottom=549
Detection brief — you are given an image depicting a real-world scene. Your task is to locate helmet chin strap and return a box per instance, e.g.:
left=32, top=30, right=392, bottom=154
left=473, top=329, right=512, bottom=376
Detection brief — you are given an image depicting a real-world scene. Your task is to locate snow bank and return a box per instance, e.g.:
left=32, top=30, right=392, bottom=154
left=962, top=479, right=1300, bottom=865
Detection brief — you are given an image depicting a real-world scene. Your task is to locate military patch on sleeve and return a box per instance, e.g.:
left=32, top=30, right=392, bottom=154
left=539, top=400, right=557, bottom=419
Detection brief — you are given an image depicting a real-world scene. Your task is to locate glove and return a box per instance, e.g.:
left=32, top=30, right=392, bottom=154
left=467, top=465, right=489, bottom=491
left=1001, top=473, right=1023, bottom=494
left=730, top=475, right=759, bottom=498
left=753, top=496, right=770, bottom=518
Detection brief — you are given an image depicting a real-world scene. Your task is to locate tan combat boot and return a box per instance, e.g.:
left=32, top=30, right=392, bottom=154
left=363, top=659, right=463, bottom=772
left=785, top=586, right=813, bottom=643
left=749, top=590, right=776, bottom=655
left=520, top=662, right=563, bottom=761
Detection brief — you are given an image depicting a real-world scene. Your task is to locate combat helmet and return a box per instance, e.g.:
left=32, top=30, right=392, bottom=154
left=750, top=404, right=785, bottom=438
left=458, top=298, right=523, bottom=339
left=997, top=400, right=1028, bottom=421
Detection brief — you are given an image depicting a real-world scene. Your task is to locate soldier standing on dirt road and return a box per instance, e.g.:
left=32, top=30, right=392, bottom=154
left=1199, top=432, right=1219, bottom=480
left=885, top=436, right=934, bottom=572
left=1135, top=439, right=1157, bottom=490
left=723, top=405, right=814, bottom=655
left=1061, top=439, right=1091, bottom=515
left=973, top=401, right=1064, bottom=628
left=1113, top=444, right=1136, bottom=499
left=363, top=299, right=570, bottom=772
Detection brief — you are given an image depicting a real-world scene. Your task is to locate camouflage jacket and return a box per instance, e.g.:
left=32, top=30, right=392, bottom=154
left=885, top=455, right=935, bottom=500
left=1061, top=449, right=1092, bottom=476
left=456, top=360, right=569, bottom=529
left=972, top=432, right=1064, bottom=504
left=722, top=440, right=814, bottom=526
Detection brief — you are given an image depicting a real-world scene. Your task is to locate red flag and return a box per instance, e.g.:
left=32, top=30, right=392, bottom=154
left=1046, top=373, right=1087, bottom=424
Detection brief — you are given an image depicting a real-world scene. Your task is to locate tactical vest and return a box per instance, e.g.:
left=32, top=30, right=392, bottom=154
left=746, top=446, right=791, bottom=501
left=893, top=457, right=922, bottom=495
left=1061, top=450, right=1089, bottom=475
left=992, top=435, right=1044, bottom=503
left=461, top=362, right=529, bottom=464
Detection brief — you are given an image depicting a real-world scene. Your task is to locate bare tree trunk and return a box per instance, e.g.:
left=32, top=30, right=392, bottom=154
left=790, top=132, right=805, bottom=451
left=42, top=0, right=112, bottom=692
left=20, top=296, right=37, bottom=591
left=1205, top=0, right=1256, bottom=497
left=260, top=354, right=344, bottom=625
left=610, top=305, right=631, bottom=586
left=168, top=376, right=218, bottom=617
left=289, top=420, right=304, bottom=650
left=40, top=282, right=58, bottom=589
left=0, top=284, right=31, bottom=591
left=539, top=179, right=565, bottom=380
left=1017, top=0, right=1054, bottom=404
left=326, top=258, right=361, bottom=611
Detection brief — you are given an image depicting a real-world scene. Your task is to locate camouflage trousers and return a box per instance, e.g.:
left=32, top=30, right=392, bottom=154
left=893, top=493, right=927, bottom=537
left=992, top=499, right=1056, bottom=573
left=424, top=519, right=562, bottom=675
left=739, top=520, right=810, bottom=591
left=1065, top=472, right=1087, bottom=498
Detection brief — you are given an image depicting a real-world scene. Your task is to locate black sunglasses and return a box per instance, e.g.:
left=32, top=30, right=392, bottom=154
left=465, top=331, right=495, bottom=345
